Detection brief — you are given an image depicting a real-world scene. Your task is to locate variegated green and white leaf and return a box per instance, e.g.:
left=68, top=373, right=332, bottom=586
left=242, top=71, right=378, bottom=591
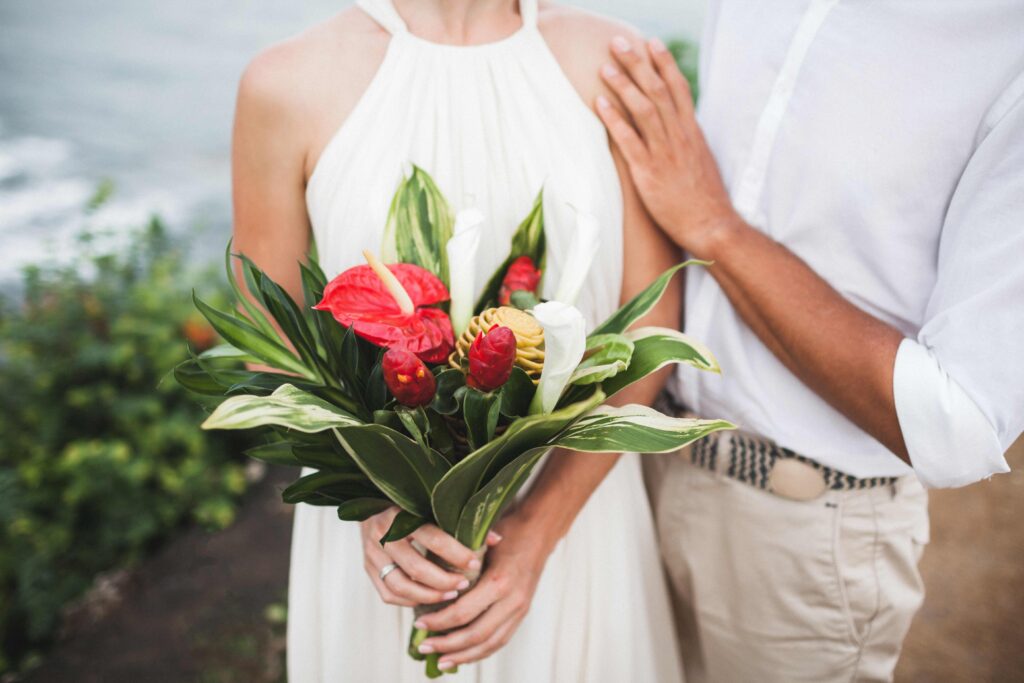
left=603, top=326, right=721, bottom=399
left=382, top=165, right=455, bottom=285
left=555, top=404, right=734, bottom=453
left=202, top=384, right=362, bottom=432
left=570, top=333, right=634, bottom=385
left=590, top=260, right=710, bottom=336
left=198, top=343, right=260, bottom=364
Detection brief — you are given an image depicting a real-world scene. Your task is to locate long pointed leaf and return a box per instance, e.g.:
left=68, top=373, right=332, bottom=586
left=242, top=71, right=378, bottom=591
left=590, top=260, right=709, bottom=336
left=333, top=424, right=450, bottom=519
left=431, top=389, right=605, bottom=532
left=602, top=326, right=721, bottom=399
left=553, top=404, right=734, bottom=453
left=192, top=292, right=314, bottom=379
left=225, top=241, right=278, bottom=339
left=202, top=384, right=362, bottom=432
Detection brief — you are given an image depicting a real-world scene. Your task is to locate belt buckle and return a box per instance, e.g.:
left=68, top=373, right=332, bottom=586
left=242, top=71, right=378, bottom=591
left=768, top=458, right=828, bottom=501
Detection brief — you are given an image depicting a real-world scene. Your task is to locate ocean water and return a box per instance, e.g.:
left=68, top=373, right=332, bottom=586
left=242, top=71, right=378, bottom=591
left=0, top=0, right=704, bottom=280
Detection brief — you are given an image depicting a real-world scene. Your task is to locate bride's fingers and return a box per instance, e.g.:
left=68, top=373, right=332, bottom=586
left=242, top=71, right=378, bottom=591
left=363, top=543, right=416, bottom=607
left=410, top=525, right=481, bottom=572
left=436, top=615, right=519, bottom=669
left=595, top=96, right=648, bottom=167
left=419, top=597, right=515, bottom=656
left=600, top=61, right=666, bottom=149
left=382, top=565, right=459, bottom=605
left=385, top=539, right=469, bottom=593
left=414, top=578, right=497, bottom=632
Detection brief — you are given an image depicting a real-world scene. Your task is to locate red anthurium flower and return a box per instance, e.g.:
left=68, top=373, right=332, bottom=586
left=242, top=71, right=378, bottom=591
left=314, top=252, right=454, bottom=364
left=498, top=256, right=542, bottom=306
left=382, top=348, right=437, bottom=407
left=467, top=325, right=517, bottom=392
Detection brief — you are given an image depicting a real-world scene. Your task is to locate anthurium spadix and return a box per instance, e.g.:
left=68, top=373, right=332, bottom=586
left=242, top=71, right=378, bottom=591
left=530, top=300, right=587, bottom=414
left=553, top=207, right=600, bottom=305
left=446, top=207, right=484, bottom=336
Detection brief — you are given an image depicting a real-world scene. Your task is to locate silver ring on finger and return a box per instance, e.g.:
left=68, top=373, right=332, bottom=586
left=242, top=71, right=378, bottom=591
left=379, top=563, right=400, bottom=582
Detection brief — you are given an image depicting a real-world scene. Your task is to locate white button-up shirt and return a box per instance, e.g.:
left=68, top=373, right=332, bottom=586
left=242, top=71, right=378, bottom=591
left=673, top=0, right=1024, bottom=487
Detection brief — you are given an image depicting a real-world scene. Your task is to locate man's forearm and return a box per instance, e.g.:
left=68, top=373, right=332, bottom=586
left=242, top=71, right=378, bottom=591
left=697, top=215, right=909, bottom=462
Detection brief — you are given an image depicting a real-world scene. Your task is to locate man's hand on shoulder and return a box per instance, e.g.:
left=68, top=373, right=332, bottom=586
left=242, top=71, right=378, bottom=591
left=595, top=36, right=743, bottom=260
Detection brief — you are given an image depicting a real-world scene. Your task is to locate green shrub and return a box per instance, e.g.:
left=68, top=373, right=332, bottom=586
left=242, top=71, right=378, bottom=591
left=0, top=217, right=253, bottom=673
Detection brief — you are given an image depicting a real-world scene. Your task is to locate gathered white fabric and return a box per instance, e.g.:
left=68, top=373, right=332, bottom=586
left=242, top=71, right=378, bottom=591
left=289, top=0, right=684, bottom=680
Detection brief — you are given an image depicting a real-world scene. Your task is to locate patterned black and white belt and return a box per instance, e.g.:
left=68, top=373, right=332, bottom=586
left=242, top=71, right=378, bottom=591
left=687, top=430, right=900, bottom=500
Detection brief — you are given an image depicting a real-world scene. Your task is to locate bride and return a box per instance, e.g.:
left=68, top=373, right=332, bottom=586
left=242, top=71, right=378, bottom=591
left=232, top=0, right=684, bottom=680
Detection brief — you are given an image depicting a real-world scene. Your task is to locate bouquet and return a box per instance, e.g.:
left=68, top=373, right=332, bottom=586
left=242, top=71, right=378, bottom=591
left=177, top=167, right=733, bottom=677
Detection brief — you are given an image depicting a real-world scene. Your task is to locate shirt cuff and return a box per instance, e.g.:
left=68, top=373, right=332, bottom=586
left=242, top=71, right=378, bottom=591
left=893, top=339, right=1010, bottom=488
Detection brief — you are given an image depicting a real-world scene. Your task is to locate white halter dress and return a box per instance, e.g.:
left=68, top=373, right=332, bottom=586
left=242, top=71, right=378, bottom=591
left=288, top=1, right=683, bottom=680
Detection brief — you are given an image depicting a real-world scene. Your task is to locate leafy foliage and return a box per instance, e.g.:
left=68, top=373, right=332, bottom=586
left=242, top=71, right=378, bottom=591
left=0, top=219, right=254, bottom=674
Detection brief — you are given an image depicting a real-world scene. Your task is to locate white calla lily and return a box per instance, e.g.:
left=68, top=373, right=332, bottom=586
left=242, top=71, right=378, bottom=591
left=446, top=207, right=484, bottom=335
left=553, top=208, right=600, bottom=305
left=529, top=300, right=588, bottom=414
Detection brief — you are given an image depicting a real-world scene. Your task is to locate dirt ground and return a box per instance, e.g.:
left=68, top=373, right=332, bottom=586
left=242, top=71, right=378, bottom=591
left=25, top=444, right=1024, bottom=683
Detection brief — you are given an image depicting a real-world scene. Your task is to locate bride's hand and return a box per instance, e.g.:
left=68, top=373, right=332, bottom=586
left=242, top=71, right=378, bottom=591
left=412, top=513, right=548, bottom=671
left=361, top=506, right=481, bottom=606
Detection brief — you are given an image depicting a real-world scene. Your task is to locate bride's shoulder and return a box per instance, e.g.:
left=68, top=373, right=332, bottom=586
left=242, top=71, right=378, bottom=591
left=536, top=3, right=649, bottom=103
left=236, top=7, right=389, bottom=125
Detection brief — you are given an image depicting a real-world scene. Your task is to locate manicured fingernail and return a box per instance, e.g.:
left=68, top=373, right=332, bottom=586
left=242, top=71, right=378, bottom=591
left=442, top=590, right=459, bottom=600
left=419, top=644, right=435, bottom=654
left=439, top=660, right=455, bottom=671
left=601, top=63, right=618, bottom=78
left=649, top=37, right=667, bottom=53
left=487, top=530, right=503, bottom=544
left=456, top=579, right=470, bottom=590
left=415, top=619, right=427, bottom=629
left=596, top=95, right=611, bottom=110
left=611, top=35, right=631, bottom=52
left=468, top=559, right=482, bottom=571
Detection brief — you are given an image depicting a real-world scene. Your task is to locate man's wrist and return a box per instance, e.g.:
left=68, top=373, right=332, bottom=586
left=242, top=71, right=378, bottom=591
left=691, top=209, right=747, bottom=262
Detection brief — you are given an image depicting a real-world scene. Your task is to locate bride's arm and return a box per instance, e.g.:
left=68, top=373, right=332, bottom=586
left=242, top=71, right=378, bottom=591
left=413, top=32, right=681, bottom=671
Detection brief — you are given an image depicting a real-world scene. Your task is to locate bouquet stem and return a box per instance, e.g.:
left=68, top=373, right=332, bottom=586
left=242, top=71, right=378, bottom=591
left=409, top=546, right=488, bottom=678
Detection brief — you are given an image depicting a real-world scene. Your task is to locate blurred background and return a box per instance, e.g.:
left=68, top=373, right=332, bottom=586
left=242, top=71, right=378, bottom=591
left=0, top=1, right=1020, bottom=681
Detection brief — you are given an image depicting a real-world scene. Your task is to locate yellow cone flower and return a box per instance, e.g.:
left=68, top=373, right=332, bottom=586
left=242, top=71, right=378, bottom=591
left=451, top=307, right=544, bottom=380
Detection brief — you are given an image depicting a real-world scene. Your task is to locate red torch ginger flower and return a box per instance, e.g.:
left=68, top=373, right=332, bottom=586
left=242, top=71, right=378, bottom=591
left=314, top=251, right=454, bottom=364
left=467, top=325, right=517, bottom=392
left=382, top=348, right=437, bottom=407
left=498, top=256, right=542, bottom=306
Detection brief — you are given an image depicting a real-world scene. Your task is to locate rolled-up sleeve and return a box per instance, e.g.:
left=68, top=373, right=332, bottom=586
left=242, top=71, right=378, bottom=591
left=894, top=77, right=1024, bottom=489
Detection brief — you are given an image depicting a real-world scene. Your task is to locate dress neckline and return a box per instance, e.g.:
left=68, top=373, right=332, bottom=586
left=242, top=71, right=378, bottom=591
left=357, top=0, right=537, bottom=52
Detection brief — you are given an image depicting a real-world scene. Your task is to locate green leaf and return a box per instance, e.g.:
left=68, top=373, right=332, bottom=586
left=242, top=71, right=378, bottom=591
left=282, top=470, right=378, bottom=504
left=430, top=369, right=466, bottom=415
left=431, top=389, right=606, bottom=535
left=201, top=384, right=362, bottom=432
left=244, top=442, right=300, bottom=467
left=553, top=404, right=734, bottom=454
left=463, top=389, right=501, bottom=451
left=225, top=241, right=278, bottom=339
left=174, top=358, right=231, bottom=396
left=192, top=291, right=315, bottom=380
left=499, top=367, right=536, bottom=418
left=474, top=191, right=545, bottom=311
left=454, top=445, right=549, bottom=548
left=380, top=510, right=426, bottom=544
left=256, top=269, right=329, bottom=383
left=570, top=334, right=635, bottom=385
left=366, top=358, right=389, bottom=412
left=334, top=424, right=450, bottom=519
left=198, top=343, right=259, bottom=364
left=603, top=327, right=721, bottom=399
left=338, top=498, right=393, bottom=521
left=590, top=260, right=709, bottom=336
left=383, top=165, right=455, bottom=285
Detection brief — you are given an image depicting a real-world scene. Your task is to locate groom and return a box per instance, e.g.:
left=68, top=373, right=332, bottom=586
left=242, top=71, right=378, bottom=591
left=594, top=3, right=1024, bottom=682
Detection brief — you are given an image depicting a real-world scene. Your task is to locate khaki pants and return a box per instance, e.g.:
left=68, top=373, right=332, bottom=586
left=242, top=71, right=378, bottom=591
left=646, top=452, right=929, bottom=683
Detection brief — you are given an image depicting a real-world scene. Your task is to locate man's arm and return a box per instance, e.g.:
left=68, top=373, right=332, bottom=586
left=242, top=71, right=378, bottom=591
left=595, top=36, right=912, bottom=461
